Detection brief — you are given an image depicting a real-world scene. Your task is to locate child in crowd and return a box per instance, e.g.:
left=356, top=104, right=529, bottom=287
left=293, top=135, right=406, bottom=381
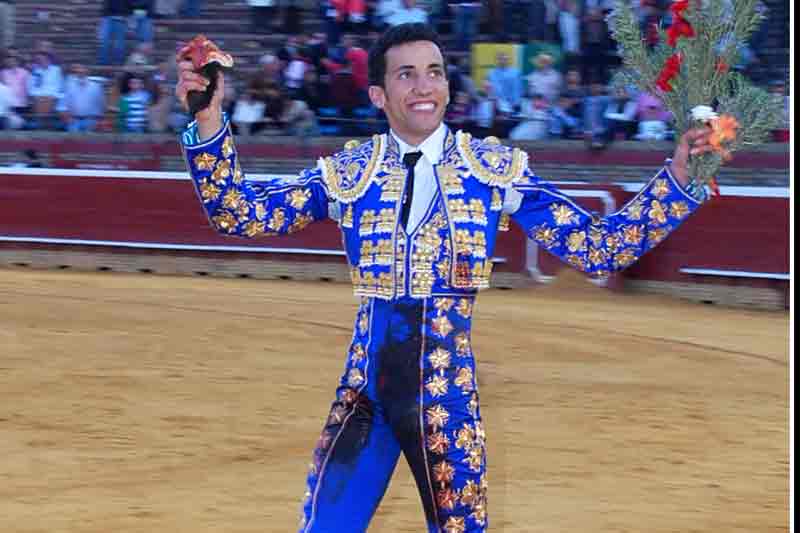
left=119, top=76, right=151, bottom=133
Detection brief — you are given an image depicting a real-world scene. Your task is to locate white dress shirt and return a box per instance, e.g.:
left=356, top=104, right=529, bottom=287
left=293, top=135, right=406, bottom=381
left=391, top=124, right=523, bottom=233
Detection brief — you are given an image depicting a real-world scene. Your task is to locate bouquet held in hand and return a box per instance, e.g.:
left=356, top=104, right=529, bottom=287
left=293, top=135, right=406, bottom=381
left=608, top=0, right=782, bottom=195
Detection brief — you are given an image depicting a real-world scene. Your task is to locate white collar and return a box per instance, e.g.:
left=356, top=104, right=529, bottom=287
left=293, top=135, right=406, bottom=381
left=390, top=122, right=448, bottom=165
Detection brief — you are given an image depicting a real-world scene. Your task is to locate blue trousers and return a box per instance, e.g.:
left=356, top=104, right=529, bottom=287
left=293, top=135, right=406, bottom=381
left=300, top=296, right=488, bottom=532
left=454, top=5, right=481, bottom=52
left=98, top=16, right=127, bottom=66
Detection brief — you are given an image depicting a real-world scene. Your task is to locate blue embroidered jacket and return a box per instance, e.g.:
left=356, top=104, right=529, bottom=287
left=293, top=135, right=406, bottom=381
left=182, top=120, right=706, bottom=299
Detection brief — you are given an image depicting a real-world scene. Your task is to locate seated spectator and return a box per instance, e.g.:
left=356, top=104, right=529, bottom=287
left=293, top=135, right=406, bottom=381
left=768, top=79, right=789, bottom=142
left=119, top=76, right=151, bottom=133
left=639, top=0, right=662, bottom=48
left=384, top=0, right=428, bottom=26
left=327, top=58, right=361, bottom=118
left=254, top=53, right=284, bottom=89
left=471, top=81, right=498, bottom=138
left=445, top=90, right=473, bottom=131
left=604, top=85, right=638, bottom=140
left=582, top=80, right=611, bottom=148
left=526, top=52, right=562, bottom=104
left=321, top=33, right=369, bottom=105
left=510, top=92, right=551, bottom=141
left=560, top=67, right=585, bottom=120
left=634, top=90, right=671, bottom=140
left=221, top=72, right=238, bottom=118
left=342, top=34, right=368, bottom=95
left=0, top=76, right=23, bottom=129
left=305, top=32, right=330, bottom=72
left=295, top=66, right=324, bottom=113
left=277, top=35, right=304, bottom=64
left=167, top=92, right=191, bottom=132
left=486, top=51, right=523, bottom=114
left=34, top=40, right=62, bottom=66
left=57, top=64, right=106, bottom=132
left=232, top=88, right=267, bottom=136
left=446, top=55, right=477, bottom=101
left=1, top=54, right=30, bottom=119
left=26, top=52, right=64, bottom=130
left=148, top=82, right=175, bottom=133
left=263, top=84, right=316, bottom=137
left=284, top=53, right=309, bottom=98
left=125, top=42, right=155, bottom=70
left=374, top=0, right=400, bottom=30
left=549, top=93, right=581, bottom=139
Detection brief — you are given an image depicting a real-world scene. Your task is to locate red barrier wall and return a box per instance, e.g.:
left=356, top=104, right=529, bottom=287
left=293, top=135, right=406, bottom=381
left=0, top=170, right=789, bottom=285
left=625, top=193, right=790, bottom=281
left=1, top=137, right=789, bottom=171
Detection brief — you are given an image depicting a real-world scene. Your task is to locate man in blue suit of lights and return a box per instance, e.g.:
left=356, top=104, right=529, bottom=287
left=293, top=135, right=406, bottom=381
left=177, top=23, right=713, bottom=533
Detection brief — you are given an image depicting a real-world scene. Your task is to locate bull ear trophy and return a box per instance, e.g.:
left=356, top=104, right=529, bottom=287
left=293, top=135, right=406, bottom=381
left=177, top=35, right=234, bottom=116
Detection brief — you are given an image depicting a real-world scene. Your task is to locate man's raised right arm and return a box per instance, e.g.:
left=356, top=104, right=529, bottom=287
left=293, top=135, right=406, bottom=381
left=177, top=62, right=331, bottom=237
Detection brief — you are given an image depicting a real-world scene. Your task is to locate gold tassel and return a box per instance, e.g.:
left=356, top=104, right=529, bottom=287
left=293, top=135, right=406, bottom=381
left=498, top=213, right=511, bottom=231
left=490, top=188, right=502, bottom=211
left=342, top=204, right=354, bottom=228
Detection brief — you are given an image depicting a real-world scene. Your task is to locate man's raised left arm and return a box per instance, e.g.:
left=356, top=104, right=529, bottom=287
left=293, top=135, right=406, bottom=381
left=507, top=128, right=713, bottom=277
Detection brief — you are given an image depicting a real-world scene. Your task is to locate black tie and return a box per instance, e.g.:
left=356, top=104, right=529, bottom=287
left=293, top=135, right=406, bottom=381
left=400, top=151, right=422, bottom=230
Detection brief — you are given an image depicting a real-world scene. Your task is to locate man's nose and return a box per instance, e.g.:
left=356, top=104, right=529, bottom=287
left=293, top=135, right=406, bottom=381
left=414, top=74, right=434, bottom=94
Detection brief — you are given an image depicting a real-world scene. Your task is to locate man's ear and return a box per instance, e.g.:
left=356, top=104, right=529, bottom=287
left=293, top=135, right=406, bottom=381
left=368, top=85, right=385, bottom=109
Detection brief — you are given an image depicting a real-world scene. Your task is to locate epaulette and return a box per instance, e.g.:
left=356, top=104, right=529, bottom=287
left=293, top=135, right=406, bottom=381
left=455, top=131, right=527, bottom=188
left=319, top=135, right=385, bottom=203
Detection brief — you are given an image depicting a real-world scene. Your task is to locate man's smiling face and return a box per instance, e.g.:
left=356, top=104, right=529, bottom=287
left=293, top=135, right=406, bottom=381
left=368, top=40, right=449, bottom=146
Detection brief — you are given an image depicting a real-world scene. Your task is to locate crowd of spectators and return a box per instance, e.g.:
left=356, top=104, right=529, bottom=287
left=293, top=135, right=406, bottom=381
left=0, top=0, right=789, bottom=144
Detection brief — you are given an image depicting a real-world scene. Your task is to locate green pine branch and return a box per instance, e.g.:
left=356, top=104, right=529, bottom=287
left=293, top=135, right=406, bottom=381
left=609, top=0, right=781, bottom=187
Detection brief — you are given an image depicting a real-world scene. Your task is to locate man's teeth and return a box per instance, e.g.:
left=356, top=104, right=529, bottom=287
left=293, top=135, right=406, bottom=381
left=412, top=103, right=435, bottom=111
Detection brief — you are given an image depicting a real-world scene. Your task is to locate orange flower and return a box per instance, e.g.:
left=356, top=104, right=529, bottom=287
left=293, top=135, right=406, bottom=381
left=708, top=114, right=739, bottom=151
left=708, top=177, right=721, bottom=197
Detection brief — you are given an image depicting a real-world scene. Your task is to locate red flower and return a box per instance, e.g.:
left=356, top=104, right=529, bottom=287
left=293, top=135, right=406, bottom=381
left=670, top=0, right=690, bottom=18
left=656, top=53, right=683, bottom=92
left=716, top=59, right=729, bottom=73
left=666, top=17, right=695, bottom=46
left=665, top=0, right=695, bottom=47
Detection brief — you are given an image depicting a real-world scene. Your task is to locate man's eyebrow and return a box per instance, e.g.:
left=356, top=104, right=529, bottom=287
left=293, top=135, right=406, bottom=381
left=392, top=64, right=415, bottom=74
left=391, top=62, right=445, bottom=74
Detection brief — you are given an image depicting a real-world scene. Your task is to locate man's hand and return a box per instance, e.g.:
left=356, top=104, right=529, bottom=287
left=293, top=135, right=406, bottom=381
left=175, top=59, right=224, bottom=141
left=669, top=126, right=714, bottom=186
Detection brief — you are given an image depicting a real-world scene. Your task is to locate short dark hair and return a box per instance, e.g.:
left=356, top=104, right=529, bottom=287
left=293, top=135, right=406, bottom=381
left=368, top=23, right=445, bottom=87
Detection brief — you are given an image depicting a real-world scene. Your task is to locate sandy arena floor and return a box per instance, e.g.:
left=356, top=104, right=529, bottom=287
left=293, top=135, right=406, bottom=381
left=0, top=268, right=789, bottom=532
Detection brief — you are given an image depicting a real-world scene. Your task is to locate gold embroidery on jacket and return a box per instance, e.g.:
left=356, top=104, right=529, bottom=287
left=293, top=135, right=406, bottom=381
left=321, top=134, right=382, bottom=202
left=456, top=131, right=525, bottom=187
